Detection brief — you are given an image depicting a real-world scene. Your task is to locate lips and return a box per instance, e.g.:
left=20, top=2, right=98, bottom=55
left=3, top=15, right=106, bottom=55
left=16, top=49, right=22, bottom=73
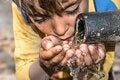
left=55, top=28, right=75, bottom=40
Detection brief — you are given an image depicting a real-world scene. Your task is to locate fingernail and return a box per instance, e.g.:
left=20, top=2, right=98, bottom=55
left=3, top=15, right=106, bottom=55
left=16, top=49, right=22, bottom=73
left=46, top=41, right=54, bottom=50
left=55, top=45, right=62, bottom=52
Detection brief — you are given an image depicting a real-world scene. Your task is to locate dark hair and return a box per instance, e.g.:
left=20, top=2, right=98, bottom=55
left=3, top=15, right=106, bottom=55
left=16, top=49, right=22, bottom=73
left=21, top=0, right=65, bottom=19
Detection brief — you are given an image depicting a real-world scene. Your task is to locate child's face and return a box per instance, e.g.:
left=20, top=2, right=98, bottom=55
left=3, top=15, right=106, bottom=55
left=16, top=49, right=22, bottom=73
left=30, top=0, right=88, bottom=40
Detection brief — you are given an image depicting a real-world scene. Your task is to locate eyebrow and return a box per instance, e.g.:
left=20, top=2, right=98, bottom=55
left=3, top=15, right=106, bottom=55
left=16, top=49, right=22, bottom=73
left=63, top=0, right=80, bottom=10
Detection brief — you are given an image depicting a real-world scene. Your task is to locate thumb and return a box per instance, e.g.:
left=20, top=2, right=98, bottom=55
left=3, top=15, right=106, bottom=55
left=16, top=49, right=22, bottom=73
left=41, top=39, right=54, bottom=50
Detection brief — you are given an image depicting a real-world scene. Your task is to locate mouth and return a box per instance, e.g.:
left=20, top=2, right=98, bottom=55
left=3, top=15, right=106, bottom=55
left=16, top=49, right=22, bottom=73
left=51, top=32, right=75, bottom=41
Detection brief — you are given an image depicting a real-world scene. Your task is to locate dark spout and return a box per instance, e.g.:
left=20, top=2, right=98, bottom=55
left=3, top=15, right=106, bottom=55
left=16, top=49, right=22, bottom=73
left=74, top=10, right=120, bottom=44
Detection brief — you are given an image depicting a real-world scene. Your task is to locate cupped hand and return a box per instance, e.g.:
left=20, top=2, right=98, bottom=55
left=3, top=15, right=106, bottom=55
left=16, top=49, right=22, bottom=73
left=75, top=43, right=106, bottom=66
left=39, top=36, right=74, bottom=71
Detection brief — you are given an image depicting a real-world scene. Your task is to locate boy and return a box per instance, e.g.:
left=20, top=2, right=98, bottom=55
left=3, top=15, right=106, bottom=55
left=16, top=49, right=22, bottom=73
left=12, top=0, right=113, bottom=80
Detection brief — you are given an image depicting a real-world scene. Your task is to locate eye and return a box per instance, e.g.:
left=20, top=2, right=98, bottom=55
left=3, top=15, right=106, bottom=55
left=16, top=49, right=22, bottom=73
left=65, top=5, right=79, bottom=15
left=34, top=17, right=48, bottom=24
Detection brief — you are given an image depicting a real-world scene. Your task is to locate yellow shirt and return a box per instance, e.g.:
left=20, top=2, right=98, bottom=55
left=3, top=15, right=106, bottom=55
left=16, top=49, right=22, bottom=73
left=112, top=0, right=120, bottom=9
left=12, top=2, right=42, bottom=80
left=12, top=1, right=115, bottom=80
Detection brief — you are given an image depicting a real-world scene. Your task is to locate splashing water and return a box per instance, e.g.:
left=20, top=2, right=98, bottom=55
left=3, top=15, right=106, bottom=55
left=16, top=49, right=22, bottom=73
left=67, top=57, right=105, bottom=80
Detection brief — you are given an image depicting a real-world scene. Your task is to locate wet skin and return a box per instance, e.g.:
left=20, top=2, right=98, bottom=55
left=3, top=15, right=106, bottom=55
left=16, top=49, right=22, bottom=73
left=29, top=0, right=105, bottom=69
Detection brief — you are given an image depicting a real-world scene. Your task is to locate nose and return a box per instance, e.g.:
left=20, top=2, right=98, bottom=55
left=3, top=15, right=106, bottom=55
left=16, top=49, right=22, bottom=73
left=52, top=15, right=69, bottom=36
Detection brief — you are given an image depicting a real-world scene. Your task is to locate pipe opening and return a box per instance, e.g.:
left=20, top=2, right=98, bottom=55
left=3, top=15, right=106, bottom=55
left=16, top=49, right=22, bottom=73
left=74, top=17, right=85, bottom=44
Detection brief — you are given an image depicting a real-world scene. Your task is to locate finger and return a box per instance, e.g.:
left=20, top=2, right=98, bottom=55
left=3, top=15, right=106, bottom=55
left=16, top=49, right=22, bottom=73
left=97, top=43, right=106, bottom=58
left=80, top=44, right=98, bottom=65
left=62, top=41, right=69, bottom=44
left=41, top=45, right=62, bottom=60
left=49, top=35, right=62, bottom=45
left=60, top=49, right=75, bottom=66
left=41, top=36, right=62, bottom=50
left=77, top=59, right=85, bottom=67
left=88, top=44, right=99, bottom=62
left=75, top=50, right=83, bottom=62
left=75, top=49, right=82, bottom=58
left=62, top=44, right=70, bottom=52
left=83, top=52, right=93, bottom=66
left=75, top=49, right=84, bottom=66
left=97, top=45, right=106, bottom=62
left=49, top=51, right=65, bottom=67
left=88, top=44, right=98, bottom=56
left=66, top=49, right=75, bottom=59
left=41, top=39, right=54, bottom=50
left=79, top=44, right=89, bottom=56
left=79, top=44, right=93, bottom=65
left=40, top=51, right=65, bottom=69
left=95, top=49, right=105, bottom=63
left=98, top=43, right=105, bottom=49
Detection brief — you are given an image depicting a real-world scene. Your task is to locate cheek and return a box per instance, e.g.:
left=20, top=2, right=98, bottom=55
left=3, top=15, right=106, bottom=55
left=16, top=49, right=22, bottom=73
left=67, top=16, right=76, bottom=27
left=36, top=22, right=53, bottom=35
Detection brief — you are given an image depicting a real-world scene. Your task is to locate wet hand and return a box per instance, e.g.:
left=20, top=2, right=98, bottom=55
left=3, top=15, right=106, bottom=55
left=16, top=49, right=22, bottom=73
left=75, top=43, right=106, bottom=66
left=40, top=36, right=74, bottom=71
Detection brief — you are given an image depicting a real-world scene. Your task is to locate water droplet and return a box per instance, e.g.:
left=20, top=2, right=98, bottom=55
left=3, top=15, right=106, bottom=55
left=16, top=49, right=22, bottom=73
left=97, top=33, right=100, bottom=37
left=84, top=16, right=88, bottom=19
left=100, top=28, right=104, bottom=31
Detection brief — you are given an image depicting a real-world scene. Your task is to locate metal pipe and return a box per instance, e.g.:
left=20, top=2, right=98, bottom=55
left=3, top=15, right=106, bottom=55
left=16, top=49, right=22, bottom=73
left=74, top=10, right=120, bottom=44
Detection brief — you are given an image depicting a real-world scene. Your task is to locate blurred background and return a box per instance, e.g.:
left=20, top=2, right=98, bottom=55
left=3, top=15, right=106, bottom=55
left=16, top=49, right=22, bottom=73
left=0, top=0, right=120, bottom=80
left=0, top=0, right=15, bottom=80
